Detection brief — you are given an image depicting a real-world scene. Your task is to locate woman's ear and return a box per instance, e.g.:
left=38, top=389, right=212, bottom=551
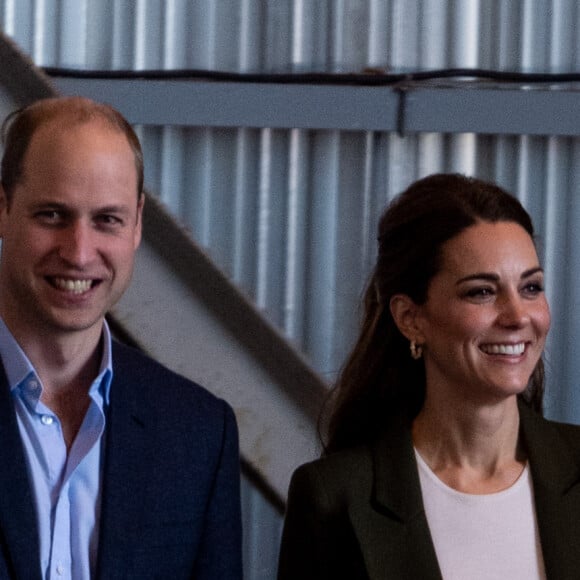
left=0, top=183, right=8, bottom=238
left=389, top=294, right=425, bottom=343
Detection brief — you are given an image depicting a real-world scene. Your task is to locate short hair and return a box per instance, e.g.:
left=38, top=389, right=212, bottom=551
left=324, top=173, right=543, bottom=453
left=1, top=96, right=144, bottom=202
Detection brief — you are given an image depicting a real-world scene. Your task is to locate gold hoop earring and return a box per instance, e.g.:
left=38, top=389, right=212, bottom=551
left=410, top=340, right=423, bottom=360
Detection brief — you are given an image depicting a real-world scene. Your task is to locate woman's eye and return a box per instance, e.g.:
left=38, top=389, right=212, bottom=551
left=522, top=281, right=544, bottom=295
left=465, top=287, right=494, bottom=298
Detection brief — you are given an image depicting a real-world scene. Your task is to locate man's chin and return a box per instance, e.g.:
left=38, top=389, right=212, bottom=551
left=40, top=311, right=106, bottom=336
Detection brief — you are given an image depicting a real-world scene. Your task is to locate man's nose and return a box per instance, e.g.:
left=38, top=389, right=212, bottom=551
left=57, top=221, right=96, bottom=266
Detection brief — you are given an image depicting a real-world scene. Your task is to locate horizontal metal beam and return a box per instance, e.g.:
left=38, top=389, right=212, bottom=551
left=402, top=86, right=580, bottom=137
left=51, top=77, right=401, bottom=131
left=51, top=75, right=580, bottom=136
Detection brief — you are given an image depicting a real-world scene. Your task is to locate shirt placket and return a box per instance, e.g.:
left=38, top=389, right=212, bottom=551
left=51, top=485, right=72, bottom=578
left=50, top=400, right=105, bottom=580
left=34, top=401, right=69, bottom=579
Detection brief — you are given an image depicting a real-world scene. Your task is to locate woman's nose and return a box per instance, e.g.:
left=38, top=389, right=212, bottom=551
left=498, top=293, right=529, bottom=327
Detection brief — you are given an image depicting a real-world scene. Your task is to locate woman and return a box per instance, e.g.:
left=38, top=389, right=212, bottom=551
left=278, top=174, right=580, bottom=580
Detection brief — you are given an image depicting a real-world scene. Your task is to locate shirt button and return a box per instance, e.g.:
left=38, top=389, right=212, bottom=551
left=28, top=380, right=38, bottom=390
left=56, top=563, right=64, bottom=575
left=40, top=415, right=54, bottom=426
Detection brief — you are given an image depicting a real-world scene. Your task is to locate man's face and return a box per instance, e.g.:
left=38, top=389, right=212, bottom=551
left=0, top=120, right=143, bottom=342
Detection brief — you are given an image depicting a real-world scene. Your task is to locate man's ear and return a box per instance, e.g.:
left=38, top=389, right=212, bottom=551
left=389, top=293, right=425, bottom=343
left=133, top=194, right=145, bottom=249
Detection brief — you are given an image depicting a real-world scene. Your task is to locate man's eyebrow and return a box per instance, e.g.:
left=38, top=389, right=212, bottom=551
left=30, top=201, right=68, bottom=208
left=94, top=205, right=132, bottom=215
left=28, top=202, right=133, bottom=216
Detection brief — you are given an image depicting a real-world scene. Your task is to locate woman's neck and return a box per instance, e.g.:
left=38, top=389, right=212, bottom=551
left=412, top=395, right=525, bottom=494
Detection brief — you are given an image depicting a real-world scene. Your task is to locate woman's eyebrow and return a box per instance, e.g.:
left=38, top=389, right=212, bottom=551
left=455, top=266, right=543, bottom=286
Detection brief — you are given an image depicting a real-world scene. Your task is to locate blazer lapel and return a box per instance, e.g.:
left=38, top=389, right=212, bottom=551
left=329, top=403, right=580, bottom=580
left=95, top=345, right=152, bottom=580
left=0, top=367, right=41, bottom=578
left=519, top=402, right=580, bottom=579
left=362, top=417, right=443, bottom=580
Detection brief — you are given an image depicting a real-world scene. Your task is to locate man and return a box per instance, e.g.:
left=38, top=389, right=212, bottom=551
left=0, top=96, right=242, bottom=579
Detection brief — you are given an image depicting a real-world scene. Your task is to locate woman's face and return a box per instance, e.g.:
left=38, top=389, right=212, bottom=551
left=414, top=220, right=550, bottom=405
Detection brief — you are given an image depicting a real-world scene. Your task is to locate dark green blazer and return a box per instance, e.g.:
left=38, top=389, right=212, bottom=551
left=278, top=402, right=580, bottom=580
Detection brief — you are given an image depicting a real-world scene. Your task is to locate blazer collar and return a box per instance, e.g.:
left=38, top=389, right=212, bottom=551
left=372, top=413, right=424, bottom=522
left=368, top=414, right=443, bottom=580
left=95, top=342, right=152, bottom=579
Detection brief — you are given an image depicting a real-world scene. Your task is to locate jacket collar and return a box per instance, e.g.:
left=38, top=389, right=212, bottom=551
left=372, top=413, right=425, bottom=522
left=367, top=413, right=443, bottom=580
left=95, top=341, right=151, bottom=579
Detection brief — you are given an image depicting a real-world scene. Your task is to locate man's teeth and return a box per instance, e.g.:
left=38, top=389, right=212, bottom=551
left=480, top=343, right=525, bottom=355
left=54, top=278, right=92, bottom=294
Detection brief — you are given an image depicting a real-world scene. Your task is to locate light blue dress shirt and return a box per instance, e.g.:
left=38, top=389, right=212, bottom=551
left=0, top=317, right=112, bottom=580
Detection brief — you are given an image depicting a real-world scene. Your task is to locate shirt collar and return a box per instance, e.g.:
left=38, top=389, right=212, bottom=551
left=0, top=317, right=113, bottom=405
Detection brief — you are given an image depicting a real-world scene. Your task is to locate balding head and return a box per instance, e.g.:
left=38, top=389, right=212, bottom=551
left=1, top=96, right=144, bottom=205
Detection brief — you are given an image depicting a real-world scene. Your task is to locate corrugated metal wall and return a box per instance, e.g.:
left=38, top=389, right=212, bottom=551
left=2, top=1, right=580, bottom=578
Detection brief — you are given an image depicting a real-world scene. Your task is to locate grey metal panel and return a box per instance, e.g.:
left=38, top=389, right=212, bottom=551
left=1, top=0, right=578, bottom=74
left=4, top=3, right=580, bottom=579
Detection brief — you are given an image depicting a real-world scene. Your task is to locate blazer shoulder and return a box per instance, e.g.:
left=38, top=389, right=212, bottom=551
left=294, top=445, right=373, bottom=481
left=289, top=445, right=373, bottom=509
left=541, top=416, right=580, bottom=452
left=110, top=339, right=236, bottom=424
left=519, top=403, right=580, bottom=490
left=520, top=402, right=580, bottom=452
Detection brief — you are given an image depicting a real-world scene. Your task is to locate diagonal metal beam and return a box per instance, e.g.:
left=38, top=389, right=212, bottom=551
left=111, top=195, right=326, bottom=501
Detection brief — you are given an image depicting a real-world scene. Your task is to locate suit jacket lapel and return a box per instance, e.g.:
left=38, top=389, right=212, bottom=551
left=95, top=343, right=152, bottom=580
left=0, top=367, right=41, bottom=578
left=519, top=402, right=580, bottom=578
left=362, top=416, right=443, bottom=580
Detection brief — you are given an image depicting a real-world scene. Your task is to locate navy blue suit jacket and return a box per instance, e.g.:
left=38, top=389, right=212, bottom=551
left=0, top=340, right=243, bottom=579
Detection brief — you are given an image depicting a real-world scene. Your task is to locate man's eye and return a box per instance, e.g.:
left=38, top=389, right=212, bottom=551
left=35, top=210, right=63, bottom=223
left=96, top=215, right=123, bottom=226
